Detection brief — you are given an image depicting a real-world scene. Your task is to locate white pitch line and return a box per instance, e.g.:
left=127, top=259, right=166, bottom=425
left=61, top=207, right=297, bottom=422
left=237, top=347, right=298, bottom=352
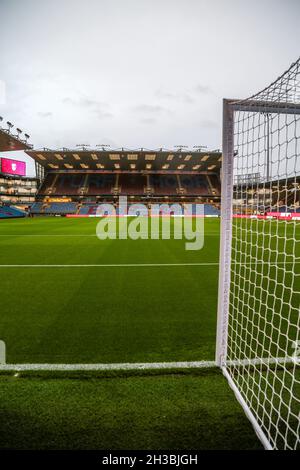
left=0, top=261, right=298, bottom=268
left=0, top=234, right=98, bottom=237
left=0, top=360, right=216, bottom=371
left=0, top=262, right=219, bottom=268
left=0, top=232, right=216, bottom=237
left=0, top=357, right=296, bottom=371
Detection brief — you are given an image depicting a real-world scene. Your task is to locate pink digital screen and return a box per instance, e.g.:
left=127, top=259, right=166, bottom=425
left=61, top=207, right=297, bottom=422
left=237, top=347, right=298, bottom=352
left=1, top=158, right=26, bottom=176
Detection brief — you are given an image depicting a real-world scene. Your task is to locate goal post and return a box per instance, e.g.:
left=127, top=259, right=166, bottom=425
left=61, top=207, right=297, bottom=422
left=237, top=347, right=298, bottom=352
left=216, top=99, right=234, bottom=367
left=216, top=58, right=300, bottom=450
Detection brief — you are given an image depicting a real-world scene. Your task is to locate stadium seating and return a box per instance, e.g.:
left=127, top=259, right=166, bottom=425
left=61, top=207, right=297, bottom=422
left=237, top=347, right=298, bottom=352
left=149, top=174, right=179, bottom=195
left=38, top=172, right=220, bottom=198
left=78, top=204, right=99, bottom=215
left=179, top=175, right=210, bottom=195
left=269, top=205, right=294, bottom=213
left=118, top=174, right=146, bottom=195
left=87, top=174, right=116, bottom=195
left=0, top=205, right=26, bottom=218
left=30, top=202, right=44, bottom=213
left=208, top=174, right=220, bottom=194
left=183, top=203, right=220, bottom=216
left=204, top=204, right=220, bottom=216
left=76, top=202, right=220, bottom=216
left=38, top=173, right=57, bottom=195
left=43, top=202, right=78, bottom=214
left=54, top=174, right=86, bottom=195
left=31, top=172, right=221, bottom=217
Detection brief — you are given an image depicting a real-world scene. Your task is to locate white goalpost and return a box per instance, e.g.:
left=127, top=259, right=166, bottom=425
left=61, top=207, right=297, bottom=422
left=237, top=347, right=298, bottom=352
left=216, top=58, right=300, bottom=450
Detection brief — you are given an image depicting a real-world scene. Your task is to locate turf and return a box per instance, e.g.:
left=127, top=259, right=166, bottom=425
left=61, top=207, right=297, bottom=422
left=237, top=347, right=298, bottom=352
left=0, top=217, right=220, bottom=363
left=0, top=369, right=263, bottom=450
left=2, top=215, right=297, bottom=450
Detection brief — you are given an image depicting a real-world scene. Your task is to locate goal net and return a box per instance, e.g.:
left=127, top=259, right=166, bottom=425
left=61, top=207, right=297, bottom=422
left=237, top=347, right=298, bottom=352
left=216, top=58, right=300, bottom=450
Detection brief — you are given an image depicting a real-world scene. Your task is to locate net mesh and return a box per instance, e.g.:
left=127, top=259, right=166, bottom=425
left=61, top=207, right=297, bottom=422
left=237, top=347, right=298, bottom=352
left=227, top=58, right=300, bottom=450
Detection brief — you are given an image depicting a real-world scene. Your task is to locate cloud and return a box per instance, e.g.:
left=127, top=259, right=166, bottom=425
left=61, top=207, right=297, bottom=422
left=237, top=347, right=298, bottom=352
left=155, top=89, right=195, bottom=104
left=140, top=117, right=156, bottom=125
left=62, top=96, right=113, bottom=119
left=199, top=119, right=219, bottom=129
left=155, top=90, right=177, bottom=100
left=181, top=93, right=194, bottom=104
left=37, top=111, right=53, bottom=118
left=94, top=109, right=114, bottom=119
left=133, top=104, right=167, bottom=114
left=156, top=84, right=212, bottom=104
left=194, top=84, right=213, bottom=95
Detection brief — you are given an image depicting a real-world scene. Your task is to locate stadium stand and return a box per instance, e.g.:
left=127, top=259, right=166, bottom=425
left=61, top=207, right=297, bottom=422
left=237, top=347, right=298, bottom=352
left=33, top=172, right=220, bottom=200
left=38, top=173, right=57, bottom=195
left=0, top=122, right=36, bottom=206
left=53, top=174, right=86, bottom=196
left=273, top=205, right=300, bottom=213
left=0, top=205, right=26, bottom=218
left=87, top=173, right=116, bottom=195
left=43, top=202, right=78, bottom=215
left=207, top=174, right=220, bottom=195
left=65, top=202, right=221, bottom=216
left=36, top=173, right=222, bottom=197
left=233, top=176, right=300, bottom=215
left=179, top=174, right=209, bottom=195
left=182, top=203, right=220, bottom=216
left=149, top=174, right=179, bottom=195
left=24, top=149, right=222, bottom=214
left=30, top=202, right=44, bottom=214
left=204, top=204, right=220, bottom=216
left=78, top=203, right=99, bottom=215
left=118, top=174, right=146, bottom=195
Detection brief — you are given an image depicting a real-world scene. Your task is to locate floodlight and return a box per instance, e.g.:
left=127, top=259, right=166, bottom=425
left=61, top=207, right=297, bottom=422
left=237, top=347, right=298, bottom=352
left=96, top=144, right=110, bottom=151
left=7, top=121, right=13, bottom=132
left=174, top=145, right=188, bottom=151
left=193, top=145, right=208, bottom=152
left=76, top=144, right=90, bottom=150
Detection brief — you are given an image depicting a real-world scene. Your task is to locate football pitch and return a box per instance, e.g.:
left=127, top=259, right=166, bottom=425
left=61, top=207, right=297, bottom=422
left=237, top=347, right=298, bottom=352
left=0, top=217, right=220, bottom=364
left=2, top=216, right=298, bottom=449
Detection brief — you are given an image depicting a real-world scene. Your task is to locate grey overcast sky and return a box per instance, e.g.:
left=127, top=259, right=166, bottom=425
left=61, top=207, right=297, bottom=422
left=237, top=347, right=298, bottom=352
left=1, top=0, right=299, bottom=176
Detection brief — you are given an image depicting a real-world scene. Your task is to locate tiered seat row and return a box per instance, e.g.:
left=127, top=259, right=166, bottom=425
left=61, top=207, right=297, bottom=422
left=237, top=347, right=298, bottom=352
left=28, top=201, right=221, bottom=216
left=0, top=205, right=26, bottom=218
left=43, top=202, right=77, bottom=214
left=38, top=173, right=219, bottom=196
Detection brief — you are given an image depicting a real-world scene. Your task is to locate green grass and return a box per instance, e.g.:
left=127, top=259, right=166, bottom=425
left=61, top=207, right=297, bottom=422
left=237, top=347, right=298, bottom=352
left=0, top=217, right=219, bottom=363
left=0, top=369, right=262, bottom=450
left=2, top=215, right=298, bottom=449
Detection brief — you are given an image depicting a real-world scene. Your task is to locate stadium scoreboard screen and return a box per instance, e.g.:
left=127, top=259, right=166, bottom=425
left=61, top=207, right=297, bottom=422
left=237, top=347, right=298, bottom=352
left=0, top=157, right=26, bottom=176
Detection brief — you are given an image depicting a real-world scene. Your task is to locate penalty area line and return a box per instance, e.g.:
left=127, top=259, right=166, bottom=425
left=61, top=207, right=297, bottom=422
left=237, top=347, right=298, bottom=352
left=0, top=360, right=216, bottom=371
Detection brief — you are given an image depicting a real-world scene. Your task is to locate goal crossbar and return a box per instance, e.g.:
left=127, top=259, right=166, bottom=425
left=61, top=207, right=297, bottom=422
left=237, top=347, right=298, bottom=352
left=228, top=99, right=300, bottom=115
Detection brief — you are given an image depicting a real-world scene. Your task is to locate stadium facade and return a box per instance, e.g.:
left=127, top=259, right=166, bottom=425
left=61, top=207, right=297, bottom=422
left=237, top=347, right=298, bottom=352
left=25, top=148, right=221, bottom=216
left=1, top=119, right=299, bottom=218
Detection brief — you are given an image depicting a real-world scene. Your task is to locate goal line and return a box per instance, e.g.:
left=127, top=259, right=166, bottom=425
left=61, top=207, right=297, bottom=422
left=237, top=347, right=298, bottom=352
left=0, top=356, right=297, bottom=371
left=0, top=360, right=216, bottom=371
left=0, top=261, right=298, bottom=268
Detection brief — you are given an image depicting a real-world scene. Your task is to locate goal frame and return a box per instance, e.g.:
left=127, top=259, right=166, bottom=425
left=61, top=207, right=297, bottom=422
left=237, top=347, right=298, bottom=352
left=216, top=98, right=300, bottom=450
